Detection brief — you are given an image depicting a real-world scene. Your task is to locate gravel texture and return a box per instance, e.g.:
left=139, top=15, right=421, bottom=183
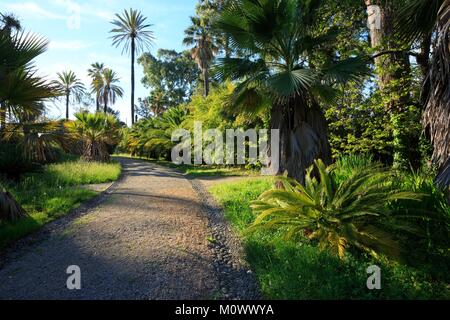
left=0, top=158, right=260, bottom=300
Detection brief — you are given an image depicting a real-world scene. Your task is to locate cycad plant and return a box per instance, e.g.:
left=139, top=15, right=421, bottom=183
left=250, top=160, right=424, bottom=259
left=67, top=112, right=120, bottom=162
left=126, top=106, right=187, bottom=159
left=214, top=0, right=368, bottom=184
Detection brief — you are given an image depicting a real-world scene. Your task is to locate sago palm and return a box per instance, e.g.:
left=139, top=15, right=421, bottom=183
left=110, top=8, right=155, bottom=124
left=87, top=62, right=105, bottom=112
left=98, top=68, right=124, bottom=114
left=250, top=160, right=424, bottom=259
left=52, top=71, right=85, bottom=120
left=183, top=16, right=218, bottom=97
left=67, top=112, right=120, bottom=162
left=214, top=0, right=368, bottom=184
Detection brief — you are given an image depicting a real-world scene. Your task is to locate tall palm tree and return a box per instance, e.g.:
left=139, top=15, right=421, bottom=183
left=0, top=13, right=21, bottom=36
left=183, top=16, right=218, bottom=97
left=110, top=8, right=155, bottom=125
left=87, top=62, right=105, bottom=112
left=214, top=0, right=368, bottom=184
left=52, top=71, right=85, bottom=120
left=99, top=68, right=124, bottom=114
left=396, top=0, right=450, bottom=187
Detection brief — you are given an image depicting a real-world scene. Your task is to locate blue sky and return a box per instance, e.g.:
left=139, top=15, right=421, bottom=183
left=0, top=0, right=197, bottom=125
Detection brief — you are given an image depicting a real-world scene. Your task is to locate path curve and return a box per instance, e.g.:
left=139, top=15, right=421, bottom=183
left=0, top=158, right=221, bottom=299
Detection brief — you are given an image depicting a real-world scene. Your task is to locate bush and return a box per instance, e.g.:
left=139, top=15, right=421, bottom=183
left=0, top=143, right=37, bottom=180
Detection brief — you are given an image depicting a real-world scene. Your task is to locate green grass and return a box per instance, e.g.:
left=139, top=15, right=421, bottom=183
left=0, top=160, right=122, bottom=248
left=209, top=177, right=449, bottom=299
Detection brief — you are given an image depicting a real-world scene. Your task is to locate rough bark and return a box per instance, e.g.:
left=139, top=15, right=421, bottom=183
left=0, top=191, right=28, bottom=222
left=271, top=95, right=331, bottom=185
left=366, top=0, right=414, bottom=168
left=423, top=0, right=450, bottom=188
left=203, top=67, right=210, bottom=97
left=65, top=91, right=70, bottom=120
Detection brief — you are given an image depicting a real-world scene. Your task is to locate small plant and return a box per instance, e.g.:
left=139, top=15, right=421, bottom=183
left=250, top=160, right=424, bottom=259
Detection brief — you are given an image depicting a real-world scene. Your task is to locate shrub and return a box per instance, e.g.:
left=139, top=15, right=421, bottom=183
left=250, top=159, right=424, bottom=259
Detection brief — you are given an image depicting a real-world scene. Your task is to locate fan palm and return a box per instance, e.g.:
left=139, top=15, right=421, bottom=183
left=98, top=68, right=124, bottom=114
left=396, top=0, right=450, bottom=187
left=110, top=8, right=155, bottom=125
left=67, top=112, right=120, bottom=162
left=87, top=62, right=105, bottom=112
left=214, top=0, right=368, bottom=184
left=52, top=71, right=85, bottom=120
left=250, top=160, right=424, bottom=259
left=183, top=16, right=218, bottom=97
left=0, top=31, right=53, bottom=128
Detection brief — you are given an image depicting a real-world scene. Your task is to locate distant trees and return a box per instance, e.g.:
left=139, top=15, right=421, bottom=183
left=139, top=49, right=199, bottom=112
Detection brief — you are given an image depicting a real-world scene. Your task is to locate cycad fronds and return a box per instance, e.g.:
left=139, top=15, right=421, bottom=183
left=250, top=160, right=424, bottom=259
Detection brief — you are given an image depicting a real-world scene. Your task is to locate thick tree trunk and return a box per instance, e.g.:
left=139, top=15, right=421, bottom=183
left=131, top=38, right=136, bottom=125
left=271, top=96, right=331, bottom=185
left=423, top=0, right=450, bottom=188
left=366, top=0, right=414, bottom=168
left=0, top=191, right=28, bottom=222
left=0, top=101, right=6, bottom=130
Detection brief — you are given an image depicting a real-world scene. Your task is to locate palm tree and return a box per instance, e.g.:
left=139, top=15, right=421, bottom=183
left=110, top=8, right=155, bottom=125
left=87, top=62, right=105, bottom=112
left=183, top=16, right=218, bottom=97
left=214, top=0, right=368, bottom=184
left=396, top=0, right=450, bottom=187
left=0, top=13, right=21, bottom=36
left=67, top=112, right=120, bottom=162
left=99, top=68, right=124, bottom=114
left=53, top=71, right=85, bottom=120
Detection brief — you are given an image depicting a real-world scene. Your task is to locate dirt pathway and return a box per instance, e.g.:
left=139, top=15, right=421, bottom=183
left=0, top=158, right=220, bottom=299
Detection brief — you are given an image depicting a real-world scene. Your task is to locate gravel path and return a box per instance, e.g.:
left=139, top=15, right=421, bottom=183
left=0, top=158, right=259, bottom=300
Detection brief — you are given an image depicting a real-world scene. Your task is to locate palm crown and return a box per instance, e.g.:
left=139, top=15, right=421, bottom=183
left=53, top=70, right=85, bottom=119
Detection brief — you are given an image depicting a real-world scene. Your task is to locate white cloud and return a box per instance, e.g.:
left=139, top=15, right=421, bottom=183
left=49, top=40, right=89, bottom=50
left=5, top=2, right=66, bottom=20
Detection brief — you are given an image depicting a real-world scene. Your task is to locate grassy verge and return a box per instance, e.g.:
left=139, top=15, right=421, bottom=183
left=114, top=153, right=257, bottom=177
left=0, top=160, right=121, bottom=248
left=209, top=178, right=449, bottom=299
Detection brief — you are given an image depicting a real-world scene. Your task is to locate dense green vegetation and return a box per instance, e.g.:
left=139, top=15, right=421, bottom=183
left=0, top=160, right=121, bottom=247
left=210, top=158, right=449, bottom=299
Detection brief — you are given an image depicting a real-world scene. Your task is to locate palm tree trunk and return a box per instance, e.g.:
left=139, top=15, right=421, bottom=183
left=271, top=97, right=331, bottom=185
left=131, top=37, right=136, bottom=125
left=423, top=0, right=450, bottom=188
left=203, top=67, right=210, bottom=97
left=0, top=101, right=6, bottom=131
left=65, top=91, right=70, bottom=120
left=96, top=95, right=100, bottom=112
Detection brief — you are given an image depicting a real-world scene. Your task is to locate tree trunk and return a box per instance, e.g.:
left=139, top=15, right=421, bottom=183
left=0, top=190, right=28, bottom=222
left=131, top=37, right=136, bottom=125
left=0, top=101, right=6, bottom=131
left=271, top=96, right=331, bottom=185
left=366, top=0, right=413, bottom=169
left=203, top=67, right=210, bottom=97
left=65, top=91, right=70, bottom=120
left=96, top=95, right=100, bottom=112
left=423, top=0, right=450, bottom=188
